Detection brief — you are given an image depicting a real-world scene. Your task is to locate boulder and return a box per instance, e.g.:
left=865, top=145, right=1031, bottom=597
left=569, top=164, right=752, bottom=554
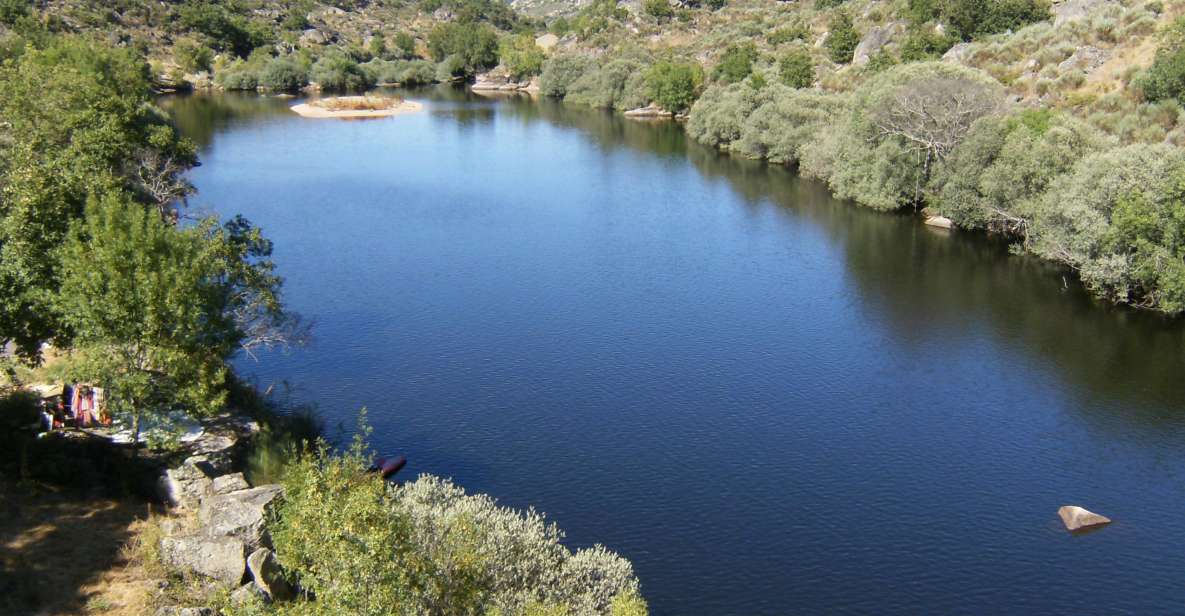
left=1058, top=505, right=1111, bottom=531
left=624, top=104, right=672, bottom=118
left=155, top=608, right=214, bottom=616
left=199, top=484, right=284, bottom=551
left=248, top=548, right=296, bottom=601
left=230, top=583, right=268, bottom=606
left=535, top=33, right=559, bottom=51
left=924, top=215, right=954, bottom=229
left=158, top=457, right=216, bottom=510
left=1057, top=46, right=1111, bottom=74
left=853, top=23, right=900, bottom=66
left=299, top=28, right=329, bottom=47
left=160, top=534, right=247, bottom=585
left=213, top=473, right=250, bottom=495
left=942, top=42, right=974, bottom=64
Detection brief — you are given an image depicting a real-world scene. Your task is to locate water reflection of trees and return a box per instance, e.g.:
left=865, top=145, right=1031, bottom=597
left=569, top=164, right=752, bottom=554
left=159, top=92, right=293, bottom=149
left=493, top=94, right=1185, bottom=418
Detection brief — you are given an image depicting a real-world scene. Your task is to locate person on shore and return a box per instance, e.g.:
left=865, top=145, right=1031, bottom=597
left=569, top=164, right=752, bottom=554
left=74, top=385, right=95, bottom=427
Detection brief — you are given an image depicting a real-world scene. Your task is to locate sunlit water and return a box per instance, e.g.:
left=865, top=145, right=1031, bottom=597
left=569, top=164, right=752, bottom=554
left=167, top=87, right=1185, bottom=615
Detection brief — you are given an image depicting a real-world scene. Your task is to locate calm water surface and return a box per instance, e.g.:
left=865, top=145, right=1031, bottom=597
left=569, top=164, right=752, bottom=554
left=166, top=88, right=1185, bottom=615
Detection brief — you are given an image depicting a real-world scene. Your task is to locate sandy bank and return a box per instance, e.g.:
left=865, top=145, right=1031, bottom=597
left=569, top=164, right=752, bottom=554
left=290, top=96, right=423, bottom=119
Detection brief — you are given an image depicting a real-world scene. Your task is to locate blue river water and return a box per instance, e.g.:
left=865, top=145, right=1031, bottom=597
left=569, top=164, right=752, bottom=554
left=167, top=87, right=1185, bottom=615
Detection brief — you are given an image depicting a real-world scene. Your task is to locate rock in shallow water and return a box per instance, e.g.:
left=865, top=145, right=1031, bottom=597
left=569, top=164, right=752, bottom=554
left=1058, top=505, right=1111, bottom=531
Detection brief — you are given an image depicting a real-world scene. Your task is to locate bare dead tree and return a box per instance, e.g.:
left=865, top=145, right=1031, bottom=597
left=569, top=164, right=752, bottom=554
left=871, top=76, right=1004, bottom=205
left=132, top=147, right=195, bottom=221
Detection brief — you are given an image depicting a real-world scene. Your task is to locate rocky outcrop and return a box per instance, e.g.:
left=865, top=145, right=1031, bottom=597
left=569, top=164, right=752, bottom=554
left=155, top=608, right=214, bottom=616
left=624, top=104, right=674, bottom=119
left=248, top=548, right=296, bottom=601
left=943, top=42, right=974, bottom=64
left=1053, top=0, right=1117, bottom=26
left=536, top=33, right=560, bottom=51
left=1057, top=46, right=1111, bottom=74
left=158, top=457, right=216, bottom=510
left=472, top=67, right=539, bottom=92
left=924, top=215, right=954, bottom=229
left=160, top=534, right=248, bottom=585
left=1058, top=505, right=1111, bottom=531
left=213, top=472, right=250, bottom=495
left=853, top=22, right=902, bottom=66
left=198, top=484, right=284, bottom=552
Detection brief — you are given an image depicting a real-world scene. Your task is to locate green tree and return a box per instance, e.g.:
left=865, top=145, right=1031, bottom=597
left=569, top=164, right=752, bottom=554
left=645, top=59, right=704, bottom=114
left=499, top=33, right=545, bottom=79
left=778, top=48, right=814, bottom=88
left=825, top=12, right=860, bottom=64
left=57, top=196, right=290, bottom=443
left=713, top=43, right=757, bottom=84
left=0, top=0, right=30, bottom=26
left=643, top=0, right=674, bottom=21
left=427, top=21, right=499, bottom=75
left=393, top=31, right=418, bottom=59
left=0, top=37, right=196, bottom=358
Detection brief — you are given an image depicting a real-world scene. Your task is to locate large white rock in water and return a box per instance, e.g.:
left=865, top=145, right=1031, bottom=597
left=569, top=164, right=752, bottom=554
left=1058, top=505, right=1111, bottom=531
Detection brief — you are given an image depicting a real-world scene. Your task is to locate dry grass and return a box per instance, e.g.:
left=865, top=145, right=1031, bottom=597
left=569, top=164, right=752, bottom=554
left=314, top=95, right=404, bottom=112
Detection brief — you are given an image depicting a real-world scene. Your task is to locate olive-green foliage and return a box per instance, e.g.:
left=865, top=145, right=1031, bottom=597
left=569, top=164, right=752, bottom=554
left=393, top=31, right=418, bottom=59
left=499, top=34, right=545, bottom=79
left=0, top=0, right=30, bottom=26
left=643, top=0, right=675, bottom=21
left=566, top=59, right=650, bottom=110
left=372, top=59, right=437, bottom=85
left=0, top=36, right=196, bottom=358
left=177, top=1, right=272, bottom=58
left=808, top=62, right=1004, bottom=210
left=779, top=48, right=814, bottom=88
left=930, top=109, right=1111, bottom=232
left=1027, top=144, right=1185, bottom=311
left=57, top=196, right=285, bottom=440
left=271, top=428, right=648, bottom=615
left=713, top=43, right=758, bottom=84
left=427, top=21, right=499, bottom=75
left=825, top=12, right=860, bottom=64
left=899, top=28, right=957, bottom=62
left=539, top=52, right=595, bottom=97
left=767, top=24, right=809, bottom=46
left=174, top=38, right=213, bottom=73
left=1136, top=17, right=1185, bottom=103
left=259, top=58, right=308, bottom=92
left=215, top=60, right=259, bottom=90
left=908, top=0, right=1050, bottom=41
left=310, top=51, right=375, bottom=91
left=645, top=60, right=704, bottom=113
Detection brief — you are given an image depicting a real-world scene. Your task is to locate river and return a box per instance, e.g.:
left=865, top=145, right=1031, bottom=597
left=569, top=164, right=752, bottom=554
left=165, top=86, right=1185, bottom=615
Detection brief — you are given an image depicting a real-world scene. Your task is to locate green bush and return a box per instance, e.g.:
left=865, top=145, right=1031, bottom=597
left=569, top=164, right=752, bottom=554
left=899, top=28, right=957, bottom=62
left=178, top=1, right=272, bottom=58
left=259, top=58, right=308, bottom=92
left=0, top=0, right=30, bottom=27
left=427, top=21, right=499, bottom=75
left=270, top=430, right=648, bottom=615
left=643, top=0, right=675, bottom=21
left=779, top=48, right=814, bottom=88
left=713, top=43, right=758, bottom=84
left=539, top=52, right=595, bottom=97
left=500, top=34, right=545, bottom=79
left=566, top=59, right=650, bottom=110
left=393, top=32, right=418, bottom=59
left=825, top=12, right=860, bottom=64
left=941, top=0, right=1051, bottom=41
left=215, top=63, right=259, bottom=91
left=310, top=51, right=375, bottom=91
left=768, top=24, right=809, bottom=46
left=1136, top=18, right=1185, bottom=103
left=174, top=39, right=214, bottom=74
left=645, top=59, right=704, bottom=113
left=930, top=109, right=1111, bottom=232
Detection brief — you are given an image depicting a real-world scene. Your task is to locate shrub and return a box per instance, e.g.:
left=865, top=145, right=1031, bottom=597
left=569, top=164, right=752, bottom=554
left=737, top=87, right=848, bottom=164
left=539, top=52, right=595, bottom=97
left=1027, top=144, right=1185, bottom=311
left=393, top=32, right=417, bottom=59
left=500, top=34, right=545, bottom=80
left=427, top=21, right=499, bottom=74
left=270, top=432, right=647, bottom=615
left=566, top=59, right=650, bottom=110
left=687, top=83, right=768, bottom=148
left=779, top=48, right=814, bottom=88
left=0, top=0, right=30, bottom=27
left=400, top=59, right=438, bottom=85
left=930, top=109, right=1111, bottom=233
left=643, top=0, right=675, bottom=21
left=215, top=63, right=259, bottom=90
left=899, top=28, right=957, bottom=62
left=825, top=12, right=860, bottom=64
left=645, top=60, right=704, bottom=114
left=943, top=0, right=1051, bottom=41
left=1136, top=18, right=1185, bottom=103
left=713, top=43, right=758, bottom=84
left=259, top=58, right=308, bottom=92
left=174, top=39, right=213, bottom=73
left=768, top=25, right=809, bottom=46
left=311, top=51, right=375, bottom=91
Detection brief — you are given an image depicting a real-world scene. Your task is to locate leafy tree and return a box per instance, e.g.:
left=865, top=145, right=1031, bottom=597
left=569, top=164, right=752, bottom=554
left=369, top=34, right=388, bottom=60
left=1137, top=18, right=1185, bottom=103
left=645, top=60, right=704, bottom=114
left=427, top=21, right=499, bottom=75
left=0, top=37, right=195, bottom=358
left=713, top=43, right=757, bottom=84
left=499, top=33, right=545, bottom=79
left=260, top=57, right=308, bottom=92
left=56, top=196, right=291, bottom=443
left=174, top=38, right=214, bottom=73
left=825, top=12, right=860, bottom=64
left=178, top=1, right=271, bottom=58
left=899, top=28, right=957, bottom=62
left=393, top=31, right=418, bottom=59
left=311, top=51, right=374, bottom=91
left=0, top=0, right=30, bottom=26
left=539, top=52, right=594, bottom=97
left=943, top=0, right=1049, bottom=41
left=778, top=48, right=814, bottom=88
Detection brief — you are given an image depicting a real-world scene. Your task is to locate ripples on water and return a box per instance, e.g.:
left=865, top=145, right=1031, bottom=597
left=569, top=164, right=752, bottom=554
left=165, top=87, right=1185, bottom=615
